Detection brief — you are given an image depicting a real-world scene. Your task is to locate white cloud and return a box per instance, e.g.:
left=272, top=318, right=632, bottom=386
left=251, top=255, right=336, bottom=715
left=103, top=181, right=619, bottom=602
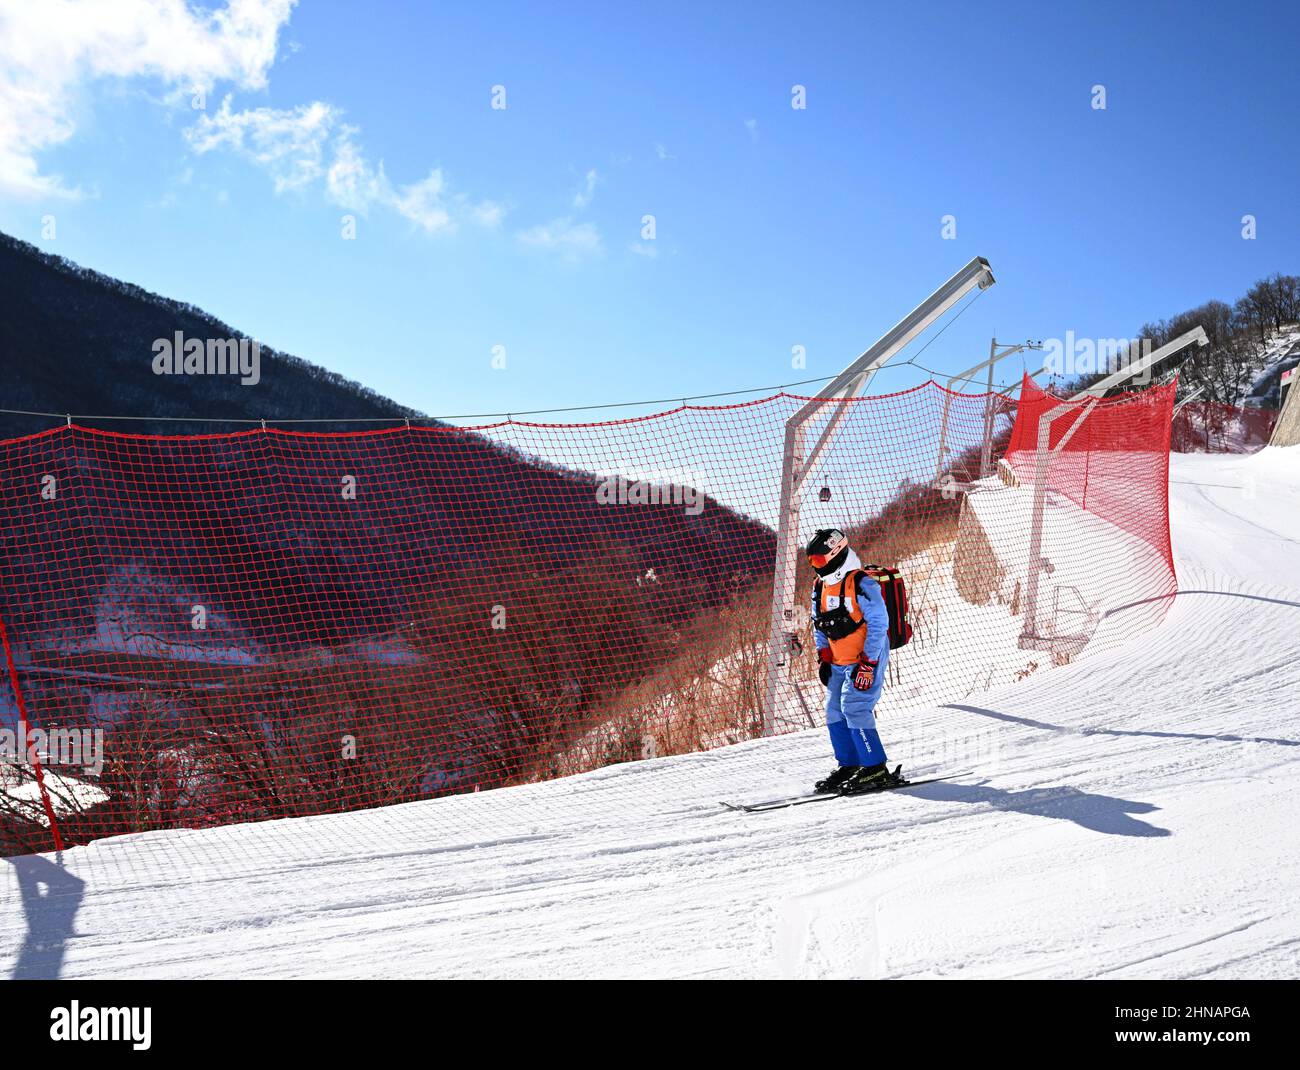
left=187, top=95, right=334, bottom=193
left=468, top=200, right=505, bottom=228
left=0, top=0, right=503, bottom=236
left=515, top=169, right=603, bottom=259
left=389, top=169, right=452, bottom=233
left=572, top=168, right=599, bottom=209
left=744, top=118, right=759, bottom=142
left=655, top=143, right=675, bottom=161
left=187, top=97, right=503, bottom=234
left=628, top=240, right=658, bottom=259
left=323, top=127, right=387, bottom=210
left=517, top=216, right=603, bottom=259
left=325, top=139, right=502, bottom=234
left=0, top=0, right=296, bottom=198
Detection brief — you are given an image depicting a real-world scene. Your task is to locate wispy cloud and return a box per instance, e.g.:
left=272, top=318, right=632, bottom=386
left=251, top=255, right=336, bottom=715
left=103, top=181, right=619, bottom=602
left=0, top=0, right=503, bottom=234
left=572, top=168, right=599, bottom=209
left=655, top=143, right=675, bottom=161
left=187, top=95, right=504, bottom=234
left=517, top=217, right=603, bottom=259
left=187, top=96, right=333, bottom=194
left=744, top=118, right=759, bottom=143
left=467, top=199, right=505, bottom=228
left=0, top=0, right=295, bottom=198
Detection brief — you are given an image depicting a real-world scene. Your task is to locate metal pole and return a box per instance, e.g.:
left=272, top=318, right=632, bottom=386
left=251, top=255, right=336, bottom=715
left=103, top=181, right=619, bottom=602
left=764, top=419, right=808, bottom=735
left=1173, top=386, right=1205, bottom=414
left=762, top=257, right=997, bottom=735
left=1006, top=364, right=1051, bottom=398
left=793, top=372, right=867, bottom=498
left=935, top=337, right=1042, bottom=483
left=980, top=342, right=997, bottom=477
left=935, top=383, right=956, bottom=483
left=1017, top=327, right=1207, bottom=644
left=1069, top=326, right=1208, bottom=400
left=1020, top=398, right=1099, bottom=643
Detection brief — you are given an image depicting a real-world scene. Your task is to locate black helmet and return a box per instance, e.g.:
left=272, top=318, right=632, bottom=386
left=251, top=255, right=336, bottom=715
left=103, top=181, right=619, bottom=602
left=805, top=528, right=850, bottom=577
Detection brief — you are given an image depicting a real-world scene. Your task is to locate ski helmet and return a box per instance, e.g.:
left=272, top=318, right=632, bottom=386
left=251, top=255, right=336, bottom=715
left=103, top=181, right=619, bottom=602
left=805, top=528, right=850, bottom=577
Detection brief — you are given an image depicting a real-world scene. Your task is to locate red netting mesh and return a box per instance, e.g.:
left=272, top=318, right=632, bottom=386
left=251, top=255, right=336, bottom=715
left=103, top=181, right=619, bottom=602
left=0, top=379, right=1177, bottom=855
left=1171, top=400, right=1279, bottom=454
left=1004, top=374, right=1178, bottom=570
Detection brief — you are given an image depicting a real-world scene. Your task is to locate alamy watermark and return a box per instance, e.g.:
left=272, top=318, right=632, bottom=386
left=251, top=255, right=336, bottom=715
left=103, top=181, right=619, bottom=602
left=595, top=468, right=709, bottom=516
left=1, top=724, right=103, bottom=776
left=50, top=1001, right=151, bottom=1050
left=1041, top=332, right=1160, bottom=385
left=152, top=331, right=261, bottom=386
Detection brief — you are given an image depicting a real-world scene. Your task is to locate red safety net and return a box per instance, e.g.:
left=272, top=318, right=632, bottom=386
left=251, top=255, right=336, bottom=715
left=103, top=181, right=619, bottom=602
left=1171, top=400, right=1278, bottom=454
left=1004, top=374, right=1178, bottom=572
left=0, top=379, right=1177, bottom=855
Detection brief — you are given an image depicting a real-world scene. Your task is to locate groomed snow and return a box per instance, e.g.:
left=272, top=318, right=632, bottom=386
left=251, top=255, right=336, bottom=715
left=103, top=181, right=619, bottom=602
left=2, top=449, right=1298, bottom=979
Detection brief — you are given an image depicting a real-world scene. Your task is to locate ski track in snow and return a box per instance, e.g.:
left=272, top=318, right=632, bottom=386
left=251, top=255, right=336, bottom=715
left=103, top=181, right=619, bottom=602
left=2, top=449, right=1299, bottom=979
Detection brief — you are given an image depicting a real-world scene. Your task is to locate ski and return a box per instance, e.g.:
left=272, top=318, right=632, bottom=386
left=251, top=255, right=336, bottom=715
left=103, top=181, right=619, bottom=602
left=720, top=772, right=967, bottom=813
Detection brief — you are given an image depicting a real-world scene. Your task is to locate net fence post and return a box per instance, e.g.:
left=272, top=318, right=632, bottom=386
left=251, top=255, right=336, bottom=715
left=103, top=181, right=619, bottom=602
left=979, top=345, right=998, bottom=477
left=0, top=613, right=63, bottom=852
left=936, top=337, right=1040, bottom=487
left=764, top=420, right=808, bottom=737
left=1020, top=326, right=1206, bottom=648
left=1020, top=398, right=1098, bottom=645
left=762, top=256, right=997, bottom=736
left=1068, top=326, right=1208, bottom=401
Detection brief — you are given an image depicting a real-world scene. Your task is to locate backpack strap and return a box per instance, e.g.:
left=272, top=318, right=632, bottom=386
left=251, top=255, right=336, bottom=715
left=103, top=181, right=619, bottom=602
left=841, top=572, right=852, bottom=602
left=814, top=572, right=865, bottom=615
left=844, top=571, right=865, bottom=617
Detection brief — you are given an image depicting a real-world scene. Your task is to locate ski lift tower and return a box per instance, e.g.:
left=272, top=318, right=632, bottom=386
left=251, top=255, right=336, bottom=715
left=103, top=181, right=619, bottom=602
left=762, top=257, right=997, bottom=736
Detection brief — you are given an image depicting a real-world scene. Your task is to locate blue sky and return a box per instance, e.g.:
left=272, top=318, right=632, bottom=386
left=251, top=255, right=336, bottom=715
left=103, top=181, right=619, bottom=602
left=1, top=0, right=1296, bottom=423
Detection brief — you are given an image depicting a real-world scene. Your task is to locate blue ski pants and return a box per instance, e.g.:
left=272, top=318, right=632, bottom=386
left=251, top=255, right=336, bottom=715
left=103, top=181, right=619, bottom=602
left=824, top=652, right=888, bottom=768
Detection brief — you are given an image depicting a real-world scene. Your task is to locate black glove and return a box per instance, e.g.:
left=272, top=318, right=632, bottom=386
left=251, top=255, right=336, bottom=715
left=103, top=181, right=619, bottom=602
left=818, top=648, right=832, bottom=687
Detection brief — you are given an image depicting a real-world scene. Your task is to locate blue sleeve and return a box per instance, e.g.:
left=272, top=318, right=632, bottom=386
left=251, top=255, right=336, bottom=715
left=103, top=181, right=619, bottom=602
left=856, top=579, right=890, bottom=662
left=812, top=590, right=828, bottom=651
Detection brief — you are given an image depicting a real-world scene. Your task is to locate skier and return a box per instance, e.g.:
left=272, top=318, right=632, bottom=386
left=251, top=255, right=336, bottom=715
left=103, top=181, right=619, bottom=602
left=806, top=528, right=903, bottom=795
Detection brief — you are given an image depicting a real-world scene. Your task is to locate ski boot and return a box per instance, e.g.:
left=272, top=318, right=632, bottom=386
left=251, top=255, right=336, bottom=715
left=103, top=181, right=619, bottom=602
left=814, top=765, right=860, bottom=794
left=839, top=763, right=907, bottom=795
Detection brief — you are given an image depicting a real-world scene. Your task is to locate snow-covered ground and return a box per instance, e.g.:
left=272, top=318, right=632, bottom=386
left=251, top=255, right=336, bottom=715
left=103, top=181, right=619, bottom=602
left=2, top=449, right=1298, bottom=979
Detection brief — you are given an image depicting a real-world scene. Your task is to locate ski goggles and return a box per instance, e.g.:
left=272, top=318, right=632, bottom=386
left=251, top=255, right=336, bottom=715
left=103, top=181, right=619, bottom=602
left=808, top=532, right=848, bottom=570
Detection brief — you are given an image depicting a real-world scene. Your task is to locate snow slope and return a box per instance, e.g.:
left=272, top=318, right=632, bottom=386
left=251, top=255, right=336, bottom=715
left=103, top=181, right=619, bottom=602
left=3, top=450, right=1299, bottom=979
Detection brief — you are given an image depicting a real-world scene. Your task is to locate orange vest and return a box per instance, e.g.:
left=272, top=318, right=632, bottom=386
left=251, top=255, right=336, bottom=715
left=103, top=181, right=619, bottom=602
left=816, top=571, right=867, bottom=665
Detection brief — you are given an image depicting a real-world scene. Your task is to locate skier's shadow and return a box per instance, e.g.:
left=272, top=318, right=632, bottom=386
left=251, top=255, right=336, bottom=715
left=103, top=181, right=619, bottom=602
left=5, top=852, right=84, bottom=979
left=905, top=781, right=1171, bottom=837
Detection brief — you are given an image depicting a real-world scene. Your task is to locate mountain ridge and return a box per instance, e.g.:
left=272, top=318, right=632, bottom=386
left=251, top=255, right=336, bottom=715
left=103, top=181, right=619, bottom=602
left=0, top=230, right=421, bottom=440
